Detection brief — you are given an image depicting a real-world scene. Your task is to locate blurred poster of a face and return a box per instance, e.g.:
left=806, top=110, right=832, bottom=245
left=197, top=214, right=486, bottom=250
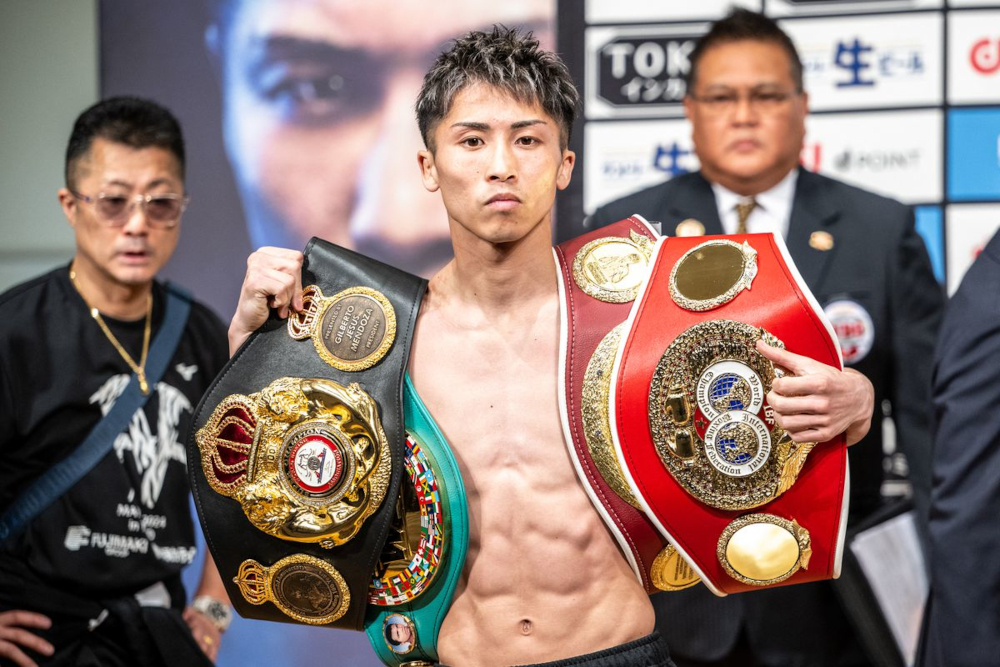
left=212, top=0, right=554, bottom=277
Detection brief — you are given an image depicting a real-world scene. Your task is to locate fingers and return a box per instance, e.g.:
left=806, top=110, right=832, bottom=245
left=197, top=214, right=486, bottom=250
left=229, top=247, right=304, bottom=354
left=760, top=341, right=873, bottom=445
left=757, top=338, right=844, bottom=374
left=0, top=610, right=54, bottom=667
left=183, top=607, right=221, bottom=661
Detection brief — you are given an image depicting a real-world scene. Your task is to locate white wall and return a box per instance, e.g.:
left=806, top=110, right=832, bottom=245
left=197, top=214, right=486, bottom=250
left=0, top=1, right=98, bottom=291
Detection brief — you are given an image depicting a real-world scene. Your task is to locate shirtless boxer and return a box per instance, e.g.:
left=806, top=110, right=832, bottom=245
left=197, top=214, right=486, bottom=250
left=226, top=27, right=874, bottom=667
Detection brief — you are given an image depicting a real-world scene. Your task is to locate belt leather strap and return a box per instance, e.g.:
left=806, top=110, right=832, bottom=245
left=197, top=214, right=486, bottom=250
left=188, top=238, right=426, bottom=630
left=610, top=232, right=849, bottom=595
left=554, top=215, right=671, bottom=594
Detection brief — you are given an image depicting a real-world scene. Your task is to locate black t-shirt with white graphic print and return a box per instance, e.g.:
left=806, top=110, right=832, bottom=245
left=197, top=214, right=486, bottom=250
left=0, top=265, right=228, bottom=601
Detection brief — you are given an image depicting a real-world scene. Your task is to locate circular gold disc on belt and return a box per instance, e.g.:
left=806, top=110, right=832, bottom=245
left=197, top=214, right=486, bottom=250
left=717, top=514, right=812, bottom=586
left=669, top=239, right=757, bottom=312
left=572, top=231, right=655, bottom=303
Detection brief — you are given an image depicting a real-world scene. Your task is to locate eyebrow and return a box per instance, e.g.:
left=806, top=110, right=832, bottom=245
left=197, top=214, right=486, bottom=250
left=450, top=119, right=548, bottom=131
left=100, top=178, right=177, bottom=190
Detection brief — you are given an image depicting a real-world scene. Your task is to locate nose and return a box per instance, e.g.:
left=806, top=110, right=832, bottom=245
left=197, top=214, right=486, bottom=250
left=348, top=69, right=454, bottom=276
left=121, top=196, right=150, bottom=235
left=731, top=94, right=758, bottom=125
left=487, top=141, right=516, bottom=183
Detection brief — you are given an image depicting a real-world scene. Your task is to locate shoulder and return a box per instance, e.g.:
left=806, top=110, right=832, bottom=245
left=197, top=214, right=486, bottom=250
left=589, top=173, right=702, bottom=227
left=799, top=170, right=910, bottom=220
left=0, top=266, right=65, bottom=310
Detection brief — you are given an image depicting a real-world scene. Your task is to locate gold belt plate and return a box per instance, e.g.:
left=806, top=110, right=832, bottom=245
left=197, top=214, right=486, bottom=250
left=196, top=376, right=391, bottom=548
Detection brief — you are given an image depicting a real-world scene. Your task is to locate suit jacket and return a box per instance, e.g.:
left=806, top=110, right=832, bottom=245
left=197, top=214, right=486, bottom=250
left=918, top=230, right=1000, bottom=667
left=590, top=169, right=944, bottom=665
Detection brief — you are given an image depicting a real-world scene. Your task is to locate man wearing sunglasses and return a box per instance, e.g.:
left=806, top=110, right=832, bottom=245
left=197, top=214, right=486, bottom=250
left=0, top=97, right=230, bottom=666
left=590, top=9, right=943, bottom=667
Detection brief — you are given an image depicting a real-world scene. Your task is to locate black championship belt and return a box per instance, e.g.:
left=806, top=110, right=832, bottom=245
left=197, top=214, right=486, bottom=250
left=187, top=238, right=426, bottom=630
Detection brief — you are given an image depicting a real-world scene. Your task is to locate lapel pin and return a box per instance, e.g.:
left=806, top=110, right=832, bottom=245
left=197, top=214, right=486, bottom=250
left=675, top=219, right=705, bottom=237
left=809, top=231, right=834, bottom=251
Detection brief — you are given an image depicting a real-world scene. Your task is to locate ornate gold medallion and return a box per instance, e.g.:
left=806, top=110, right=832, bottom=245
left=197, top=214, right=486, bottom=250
left=572, top=231, right=655, bottom=303
left=196, top=377, right=391, bottom=547
left=669, top=239, right=758, bottom=312
left=581, top=324, right=642, bottom=508
left=234, top=554, right=350, bottom=624
left=287, top=285, right=397, bottom=371
left=648, top=321, right=813, bottom=511
left=717, top=514, right=812, bottom=586
left=650, top=544, right=701, bottom=591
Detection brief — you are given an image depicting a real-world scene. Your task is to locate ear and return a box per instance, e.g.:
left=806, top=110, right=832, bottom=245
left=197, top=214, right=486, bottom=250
left=418, top=149, right=440, bottom=193
left=556, top=149, right=576, bottom=191
left=683, top=95, right=694, bottom=122
left=57, top=188, right=78, bottom=228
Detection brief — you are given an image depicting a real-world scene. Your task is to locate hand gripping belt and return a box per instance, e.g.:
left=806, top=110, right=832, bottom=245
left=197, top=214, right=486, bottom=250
left=188, top=238, right=468, bottom=662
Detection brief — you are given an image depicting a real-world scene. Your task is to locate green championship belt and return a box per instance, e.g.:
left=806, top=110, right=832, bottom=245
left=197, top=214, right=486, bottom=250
left=364, top=374, right=469, bottom=665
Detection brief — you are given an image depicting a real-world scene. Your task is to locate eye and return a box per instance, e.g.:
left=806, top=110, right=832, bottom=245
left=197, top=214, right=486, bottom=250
left=515, top=136, right=539, bottom=146
left=249, top=52, right=385, bottom=125
left=461, top=137, right=484, bottom=147
left=706, top=94, right=736, bottom=106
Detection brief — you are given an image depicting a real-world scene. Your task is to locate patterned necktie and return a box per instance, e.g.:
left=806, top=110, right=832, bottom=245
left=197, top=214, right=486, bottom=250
left=735, top=198, right=757, bottom=235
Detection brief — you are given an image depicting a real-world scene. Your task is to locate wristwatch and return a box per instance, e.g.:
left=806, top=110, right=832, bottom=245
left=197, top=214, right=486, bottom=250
left=192, top=595, right=233, bottom=633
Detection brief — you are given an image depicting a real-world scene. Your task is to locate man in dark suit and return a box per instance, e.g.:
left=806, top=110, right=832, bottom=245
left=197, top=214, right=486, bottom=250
left=918, top=229, right=1000, bottom=667
left=589, top=9, right=943, bottom=667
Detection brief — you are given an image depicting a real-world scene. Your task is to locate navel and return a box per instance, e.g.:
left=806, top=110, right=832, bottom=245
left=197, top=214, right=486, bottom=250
left=520, top=619, right=533, bottom=635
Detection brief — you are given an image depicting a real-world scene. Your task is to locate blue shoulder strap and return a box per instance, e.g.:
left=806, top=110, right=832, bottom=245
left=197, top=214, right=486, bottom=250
left=0, top=284, right=192, bottom=543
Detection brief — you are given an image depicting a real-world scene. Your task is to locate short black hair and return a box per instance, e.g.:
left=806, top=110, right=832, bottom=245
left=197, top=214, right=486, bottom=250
left=687, top=9, right=804, bottom=93
left=415, top=25, right=579, bottom=152
left=65, top=96, right=185, bottom=189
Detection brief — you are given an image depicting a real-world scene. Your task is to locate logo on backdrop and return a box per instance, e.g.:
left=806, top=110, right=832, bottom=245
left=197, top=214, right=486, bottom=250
left=653, top=141, right=694, bottom=178
left=971, top=38, right=1000, bottom=75
left=833, top=148, right=922, bottom=173
left=802, top=36, right=927, bottom=89
left=598, top=34, right=699, bottom=109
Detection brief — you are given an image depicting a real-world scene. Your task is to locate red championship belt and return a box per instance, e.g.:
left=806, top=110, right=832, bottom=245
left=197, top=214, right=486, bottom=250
left=610, top=232, right=849, bottom=595
left=555, top=215, right=699, bottom=593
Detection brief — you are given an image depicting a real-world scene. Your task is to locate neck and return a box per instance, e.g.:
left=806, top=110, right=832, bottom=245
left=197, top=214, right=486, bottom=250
left=70, top=258, right=152, bottom=320
left=432, top=217, right=557, bottom=314
left=707, top=164, right=797, bottom=198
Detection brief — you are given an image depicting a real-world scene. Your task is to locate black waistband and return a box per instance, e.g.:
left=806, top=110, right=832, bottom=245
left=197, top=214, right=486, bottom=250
left=513, top=632, right=674, bottom=667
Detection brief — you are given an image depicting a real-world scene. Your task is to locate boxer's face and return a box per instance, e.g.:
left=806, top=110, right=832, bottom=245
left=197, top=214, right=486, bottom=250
left=418, top=84, right=575, bottom=248
left=388, top=623, right=412, bottom=644
left=685, top=40, right=808, bottom=196
left=213, top=0, right=553, bottom=275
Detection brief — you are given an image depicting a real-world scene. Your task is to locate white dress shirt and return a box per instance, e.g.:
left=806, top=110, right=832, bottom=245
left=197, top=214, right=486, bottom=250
left=711, top=169, right=799, bottom=240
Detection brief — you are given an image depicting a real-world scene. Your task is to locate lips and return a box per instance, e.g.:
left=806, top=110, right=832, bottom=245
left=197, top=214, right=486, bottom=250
left=117, top=248, right=151, bottom=263
left=486, top=193, right=521, bottom=205
left=486, top=193, right=522, bottom=211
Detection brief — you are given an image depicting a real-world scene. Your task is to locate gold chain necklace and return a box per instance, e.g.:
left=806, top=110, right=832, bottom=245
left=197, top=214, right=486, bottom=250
left=69, top=267, right=153, bottom=395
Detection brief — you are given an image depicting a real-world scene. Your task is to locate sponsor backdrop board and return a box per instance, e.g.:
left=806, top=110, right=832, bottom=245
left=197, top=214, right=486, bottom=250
left=557, top=0, right=1000, bottom=294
